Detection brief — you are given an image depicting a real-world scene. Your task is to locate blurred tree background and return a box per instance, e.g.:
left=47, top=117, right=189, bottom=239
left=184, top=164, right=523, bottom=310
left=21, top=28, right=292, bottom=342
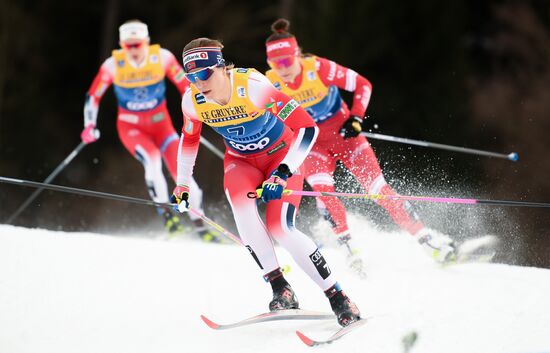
left=1, top=0, right=549, bottom=267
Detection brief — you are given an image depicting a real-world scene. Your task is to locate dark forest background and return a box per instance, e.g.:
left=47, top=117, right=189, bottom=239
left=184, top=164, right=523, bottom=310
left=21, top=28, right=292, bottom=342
left=1, top=0, right=549, bottom=267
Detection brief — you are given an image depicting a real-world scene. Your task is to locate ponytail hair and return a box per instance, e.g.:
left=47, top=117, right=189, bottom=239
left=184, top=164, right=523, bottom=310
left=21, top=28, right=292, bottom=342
left=266, top=18, right=294, bottom=43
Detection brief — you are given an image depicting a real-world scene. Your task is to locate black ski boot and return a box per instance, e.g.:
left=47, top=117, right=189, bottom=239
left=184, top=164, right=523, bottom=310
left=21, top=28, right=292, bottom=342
left=325, top=284, right=361, bottom=327
left=264, top=268, right=299, bottom=311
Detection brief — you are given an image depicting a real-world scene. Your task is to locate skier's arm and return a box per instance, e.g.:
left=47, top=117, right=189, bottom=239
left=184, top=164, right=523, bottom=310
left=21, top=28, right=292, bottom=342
left=316, top=56, right=372, bottom=118
left=84, top=57, right=114, bottom=128
left=249, top=71, right=318, bottom=173
left=176, top=92, right=203, bottom=187
left=161, top=48, right=190, bottom=95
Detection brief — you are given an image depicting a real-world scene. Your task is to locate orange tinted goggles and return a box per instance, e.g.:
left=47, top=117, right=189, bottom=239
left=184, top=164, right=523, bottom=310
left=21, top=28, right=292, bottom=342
left=268, top=56, right=296, bottom=69
left=122, top=41, right=145, bottom=49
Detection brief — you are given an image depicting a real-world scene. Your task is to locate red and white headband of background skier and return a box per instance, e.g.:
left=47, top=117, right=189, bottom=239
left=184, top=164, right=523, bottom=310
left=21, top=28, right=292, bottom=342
left=266, top=37, right=299, bottom=59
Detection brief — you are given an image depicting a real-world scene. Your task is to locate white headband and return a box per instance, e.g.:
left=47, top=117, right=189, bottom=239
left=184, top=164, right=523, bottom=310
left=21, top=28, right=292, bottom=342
left=119, top=22, right=149, bottom=41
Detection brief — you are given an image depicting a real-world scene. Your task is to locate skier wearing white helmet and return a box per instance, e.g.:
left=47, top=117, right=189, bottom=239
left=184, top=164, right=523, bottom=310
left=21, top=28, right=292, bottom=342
left=81, top=20, right=220, bottom=241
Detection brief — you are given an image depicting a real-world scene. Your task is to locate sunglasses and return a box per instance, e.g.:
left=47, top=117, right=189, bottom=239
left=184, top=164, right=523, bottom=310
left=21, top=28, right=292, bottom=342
left=185, top=65, right=218, bottom=83
left=122, top=42, right=144, bottom=50
left=268, top=56, right=296, bottom=70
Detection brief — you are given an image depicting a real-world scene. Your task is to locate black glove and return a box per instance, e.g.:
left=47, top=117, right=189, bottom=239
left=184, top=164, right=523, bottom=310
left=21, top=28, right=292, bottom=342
left=340, top=115, right=363, bottom=139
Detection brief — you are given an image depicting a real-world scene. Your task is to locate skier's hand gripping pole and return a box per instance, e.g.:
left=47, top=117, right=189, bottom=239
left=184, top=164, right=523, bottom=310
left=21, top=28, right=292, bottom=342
left=170, top=185, right=190, bottom=213
left=248, top=188, right=294, bottom=200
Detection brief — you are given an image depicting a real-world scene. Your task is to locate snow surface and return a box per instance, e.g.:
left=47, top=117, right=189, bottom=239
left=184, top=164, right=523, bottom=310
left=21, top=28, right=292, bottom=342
left=1, top=218, right=549, bottom=353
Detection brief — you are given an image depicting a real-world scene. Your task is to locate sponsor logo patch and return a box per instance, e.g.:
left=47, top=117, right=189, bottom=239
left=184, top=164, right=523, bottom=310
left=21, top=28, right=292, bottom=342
left=185, top=61, right=196, bottom=71
left=309, top=249, right=331, bottom=279
left=94, top=82, right=108, bottom=97
left=246, top=245, right=263, bottom=270
left=152, top=112, right=164, bottom=122
left=184, top=119, right=194, bottom=134
left=174, top=71, right=185, bottom=82
left=277, top=99, right=299, bottom=121
left=195, top=93, right=206, bottom=104
left=183, top=52, right=208, bottom=64
left=267, top=140, right=286, bottom=155
left=229, top=137, right=270, bottom=152
left=237, top=86, right=246, bottom=97
left=265, top=100, right=283, bottom=114
left=216, top=53, right=224, bottom=65
left=266, top=41, right=291, bottom=52
left=126, top=98, right=158, bottom=111
left=119, top=114, right=139, bottom=124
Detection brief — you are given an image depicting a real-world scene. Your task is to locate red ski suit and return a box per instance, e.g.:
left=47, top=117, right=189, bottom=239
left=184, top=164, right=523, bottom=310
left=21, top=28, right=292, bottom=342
left=84, top=45, right=204, bottom=215
left=178, top=68, right=337, bottom=290
left=266, top=56, right=423, bottom=237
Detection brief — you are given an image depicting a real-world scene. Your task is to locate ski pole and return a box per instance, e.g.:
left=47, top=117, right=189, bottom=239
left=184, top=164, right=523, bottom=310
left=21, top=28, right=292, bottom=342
left=248, top=189, right=550, bottom=208
left=186, top=208, right=242, bottom=245
left=0, top=176, right=243, bottom=245
left=200, top=136, right=224, bottom=160
left=361, top=132, right=519, bottom=162
left=6, top=141, right=88, bottom=224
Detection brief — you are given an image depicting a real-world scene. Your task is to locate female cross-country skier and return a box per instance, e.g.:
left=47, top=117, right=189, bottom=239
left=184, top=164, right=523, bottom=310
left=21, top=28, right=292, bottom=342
left=171, top=37, right=361, bottom=327
left=264, top=19, right=457, bottom=267
left=81, top=20, right=218, bottom=241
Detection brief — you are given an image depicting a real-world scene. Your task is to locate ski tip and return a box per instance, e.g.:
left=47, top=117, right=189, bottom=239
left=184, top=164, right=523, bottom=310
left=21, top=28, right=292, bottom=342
left=200, top=315, right=220, bottom=329
left=296, top=330, right=315, bottom=346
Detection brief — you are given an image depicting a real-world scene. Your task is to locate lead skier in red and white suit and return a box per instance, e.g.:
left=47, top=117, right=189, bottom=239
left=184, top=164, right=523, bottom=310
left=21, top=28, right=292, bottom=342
left=171, top=38, right=361, bottom=327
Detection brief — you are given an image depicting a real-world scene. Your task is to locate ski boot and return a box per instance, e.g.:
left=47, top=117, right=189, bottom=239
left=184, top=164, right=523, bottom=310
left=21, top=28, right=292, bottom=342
left=326, top=284, right=361, bottom=327
left=269, top=284, right=299, bottom=311
left=198, top=229, right=222, bottom=243
left=163, top=210, right=184, bottom=235
left=338, top=233, right=365, bottom=277
left=416, top=229, right=457, bottom=263
left=264, top=268, right=299, bottom=311
left=193, top=219, right=223, bottom=243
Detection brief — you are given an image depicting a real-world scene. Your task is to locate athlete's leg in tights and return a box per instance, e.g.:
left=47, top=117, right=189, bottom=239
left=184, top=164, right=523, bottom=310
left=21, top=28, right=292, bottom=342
left=224, top=156, right=337, bottom=291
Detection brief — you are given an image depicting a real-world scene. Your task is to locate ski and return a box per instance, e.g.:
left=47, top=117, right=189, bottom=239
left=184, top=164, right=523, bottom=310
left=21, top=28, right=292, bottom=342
left=200, top=309, right=335, bottom=330
left=445, top=235, right=498, bottom=266
left=296, top=318, right=367, bottom=346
